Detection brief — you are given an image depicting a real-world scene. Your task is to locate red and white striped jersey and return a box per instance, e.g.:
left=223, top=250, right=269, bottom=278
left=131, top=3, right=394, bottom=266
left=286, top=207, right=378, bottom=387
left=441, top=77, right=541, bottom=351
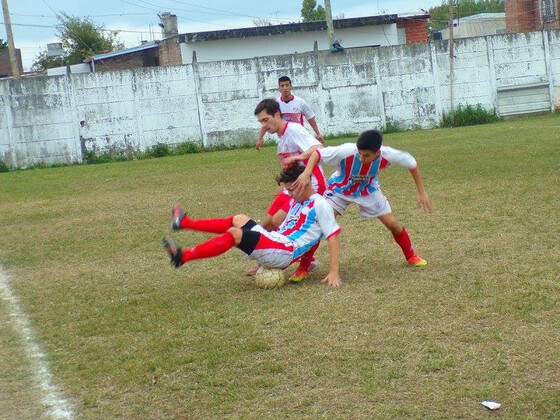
left=277, top=122, right=326, bottom=194
left=278, top=193, right=341, bottom=260
left=278, top=94, right=315, bottom=125
left=318, top=143, right=417, bottom=197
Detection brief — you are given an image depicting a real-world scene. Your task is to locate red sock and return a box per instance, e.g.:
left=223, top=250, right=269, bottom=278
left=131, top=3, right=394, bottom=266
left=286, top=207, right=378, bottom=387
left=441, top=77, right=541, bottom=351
left=181, top=216, right=234, bottom=233
left=297, top=242, right=320, bottom=271
left=181, top=231, right=236, bottom=263
left=393, top=227, right=415, bottom=260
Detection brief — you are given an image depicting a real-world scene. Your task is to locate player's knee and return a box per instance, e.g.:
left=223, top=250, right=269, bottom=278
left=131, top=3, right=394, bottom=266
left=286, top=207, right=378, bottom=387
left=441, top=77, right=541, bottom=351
left=232, top=214, right=250, bottom=227
left=227, top=227, right=243, bottom=244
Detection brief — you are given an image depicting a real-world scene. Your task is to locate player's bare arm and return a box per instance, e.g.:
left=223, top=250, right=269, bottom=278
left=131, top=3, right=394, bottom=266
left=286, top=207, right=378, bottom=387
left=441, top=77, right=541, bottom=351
left=255, top=126, right=267, bottom=150
left=410, top=167, right=433, bottom=213
left=321, top=234, right=341, bottom=287
left=307, top=117, right=324, bottom=144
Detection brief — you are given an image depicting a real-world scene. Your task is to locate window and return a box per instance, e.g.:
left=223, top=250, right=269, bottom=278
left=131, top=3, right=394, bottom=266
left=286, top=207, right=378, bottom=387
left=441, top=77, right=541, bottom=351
left=542, top=0, right=557, bottom=22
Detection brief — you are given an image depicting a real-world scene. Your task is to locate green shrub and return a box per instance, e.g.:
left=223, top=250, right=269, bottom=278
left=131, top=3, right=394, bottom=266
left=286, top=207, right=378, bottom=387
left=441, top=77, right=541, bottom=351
left=0, top=160, right=10, bottom=172
left=148, top=142, right=171, bottom=158
left=441, top=104, right=500, bottom=128
left=383, top=122, right=404, bottom=134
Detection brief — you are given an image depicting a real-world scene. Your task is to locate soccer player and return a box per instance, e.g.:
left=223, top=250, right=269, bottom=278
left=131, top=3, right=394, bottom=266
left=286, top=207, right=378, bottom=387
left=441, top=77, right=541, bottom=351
left=249, top=98, right=326, bottom=281
left=163, top=165, right=342, bottom=287
left=255, top=75, right=324, bottom=150
left=285, top=129, right=433, bottom=267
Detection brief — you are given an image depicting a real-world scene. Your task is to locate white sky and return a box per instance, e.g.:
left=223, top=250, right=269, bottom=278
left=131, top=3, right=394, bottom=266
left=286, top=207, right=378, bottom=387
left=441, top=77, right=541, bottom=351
left=3, top=0, right=445, bottom=70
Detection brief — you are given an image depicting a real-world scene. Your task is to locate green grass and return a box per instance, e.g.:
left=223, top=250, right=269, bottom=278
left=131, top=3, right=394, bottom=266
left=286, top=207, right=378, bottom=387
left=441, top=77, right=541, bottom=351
left=0, top=113, right=559, bottom=418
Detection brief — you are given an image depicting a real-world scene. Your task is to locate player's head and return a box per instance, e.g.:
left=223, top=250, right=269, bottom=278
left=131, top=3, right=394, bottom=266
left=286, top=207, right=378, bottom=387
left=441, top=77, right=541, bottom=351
left=356, top=130, right=383, bottom=163
left=255, top=99, right=284, bottom=134
left=276, top=164, right=311, bottom=202
left=278, top=76, right=292, bottom=99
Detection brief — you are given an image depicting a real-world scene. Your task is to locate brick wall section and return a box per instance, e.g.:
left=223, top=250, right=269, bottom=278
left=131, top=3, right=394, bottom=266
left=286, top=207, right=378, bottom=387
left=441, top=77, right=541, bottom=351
left=397, top=19, right=429, bottom=44
left=94, top=50, right=158, bottom=72
left=0, top=49, right=24, bottom=77
left=506, top=0, right=560, bottom=32
left=158, top=36, right=183, bottom=66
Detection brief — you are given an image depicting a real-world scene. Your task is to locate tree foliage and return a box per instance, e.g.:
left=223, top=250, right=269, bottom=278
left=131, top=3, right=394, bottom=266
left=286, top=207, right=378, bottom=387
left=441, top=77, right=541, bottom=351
left=0, top=39, right=8, bottom=50
left=301, top=0, right=326, bottom=22
left=32, top=13, right=124, bottom=71
left=429, top=0, right=504, bottom=30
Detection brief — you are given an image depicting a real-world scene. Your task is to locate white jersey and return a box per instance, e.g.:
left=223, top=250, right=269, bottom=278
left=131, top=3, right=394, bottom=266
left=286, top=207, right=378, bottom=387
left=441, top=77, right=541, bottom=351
left=278, top=94, right=315, bottom=125
left=278, top=193, right=341, bottom=260
left=277, top=122, right=326, bottom=194
left=319, top=143, right=417, bottom=197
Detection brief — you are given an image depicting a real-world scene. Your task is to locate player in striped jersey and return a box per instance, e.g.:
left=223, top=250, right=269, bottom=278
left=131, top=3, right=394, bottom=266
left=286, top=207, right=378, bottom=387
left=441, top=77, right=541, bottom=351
left=163, top=164, right=342, bottom=287
left=285, top=130, right=433, bottom=267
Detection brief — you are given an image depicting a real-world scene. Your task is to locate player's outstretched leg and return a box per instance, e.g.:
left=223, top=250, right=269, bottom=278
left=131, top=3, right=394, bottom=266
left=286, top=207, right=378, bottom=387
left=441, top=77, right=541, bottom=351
left=162, top=231, right=237, bottom=268
left=378, top=214, right=427, bottom=267
left=171, top=203, right=234, bottom=233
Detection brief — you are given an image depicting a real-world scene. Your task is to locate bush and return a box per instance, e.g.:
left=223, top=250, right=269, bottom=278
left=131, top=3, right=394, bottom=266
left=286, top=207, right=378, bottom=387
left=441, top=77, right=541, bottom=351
left=0, top=160, right=9, bottom=173
left=148, top=142, right=171, bottom=158
left=383, top=122, right=404, bottom=134
left=441, top=104, right=500, bottom=128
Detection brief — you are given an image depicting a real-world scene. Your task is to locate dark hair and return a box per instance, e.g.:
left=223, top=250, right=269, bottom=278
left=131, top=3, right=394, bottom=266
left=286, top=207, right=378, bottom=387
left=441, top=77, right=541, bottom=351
left=254, top=98, right=280, bottom=116
left=276, top=163, right=305, bottom=185
left=356, top=130, right=383, bottom=152
left=278, top=76, right=292, bottom=85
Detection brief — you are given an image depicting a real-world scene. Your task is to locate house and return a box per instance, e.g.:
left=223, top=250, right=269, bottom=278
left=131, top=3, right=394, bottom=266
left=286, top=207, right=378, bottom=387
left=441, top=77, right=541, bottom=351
left=505, top=0, right=560, bottom=32
left=86, top=42, right=159, bottom=72
left=437, top=13, right=506, bottom=39
left=0, top=48, right=23, bottom=78
left=158, top=14, right=430, bottom=65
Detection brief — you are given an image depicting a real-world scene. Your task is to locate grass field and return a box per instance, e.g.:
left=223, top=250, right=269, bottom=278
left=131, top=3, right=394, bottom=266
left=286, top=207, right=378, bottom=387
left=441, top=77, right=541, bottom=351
left=1, top=113, right=559, bottom=419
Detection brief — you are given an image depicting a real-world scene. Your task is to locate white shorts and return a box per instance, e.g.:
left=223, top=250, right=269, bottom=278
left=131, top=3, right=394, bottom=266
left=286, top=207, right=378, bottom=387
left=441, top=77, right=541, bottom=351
left=247, top=225, right=295, bottom=268
left=324, top=189, right=392, bottom=218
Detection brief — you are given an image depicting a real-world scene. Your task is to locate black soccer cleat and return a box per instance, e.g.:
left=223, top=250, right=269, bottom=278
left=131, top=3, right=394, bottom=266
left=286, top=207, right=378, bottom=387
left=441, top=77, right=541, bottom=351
left=162, top=237, right=184, bottom=268
left=171, top=203, right=185, bottom=231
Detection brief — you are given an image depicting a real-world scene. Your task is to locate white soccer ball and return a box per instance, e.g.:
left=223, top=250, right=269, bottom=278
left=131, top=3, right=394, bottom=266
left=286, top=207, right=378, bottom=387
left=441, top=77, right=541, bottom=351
left=255, top=267, right=286, bottom=289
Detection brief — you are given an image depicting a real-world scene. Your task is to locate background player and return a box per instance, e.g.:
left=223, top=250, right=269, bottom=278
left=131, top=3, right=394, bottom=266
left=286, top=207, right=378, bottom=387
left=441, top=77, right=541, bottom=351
left=165, top=165, right=342, bottom=287
left=286, top=129, right=432, bottom=267
left=255, top=76, right=324, bottom=150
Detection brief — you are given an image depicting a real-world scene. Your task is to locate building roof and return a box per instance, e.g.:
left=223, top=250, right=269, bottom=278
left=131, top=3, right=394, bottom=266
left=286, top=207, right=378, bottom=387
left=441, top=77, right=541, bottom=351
left=89, top=43, right=158, bottom=61
left=453, top=12, right=505, bottom=24
left=173, top=14, right=428, bottom=43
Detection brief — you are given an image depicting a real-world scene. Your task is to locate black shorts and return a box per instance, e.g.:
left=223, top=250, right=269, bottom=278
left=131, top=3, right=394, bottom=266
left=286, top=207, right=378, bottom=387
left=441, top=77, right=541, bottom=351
left=236, top=219, right=261, bottom=255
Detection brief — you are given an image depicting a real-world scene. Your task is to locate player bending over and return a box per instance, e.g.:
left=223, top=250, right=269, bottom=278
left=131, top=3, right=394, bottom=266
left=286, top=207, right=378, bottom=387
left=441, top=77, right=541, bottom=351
left=164, top=164, right=342, bottom=287
left=286, top=129, right=433, bottom=267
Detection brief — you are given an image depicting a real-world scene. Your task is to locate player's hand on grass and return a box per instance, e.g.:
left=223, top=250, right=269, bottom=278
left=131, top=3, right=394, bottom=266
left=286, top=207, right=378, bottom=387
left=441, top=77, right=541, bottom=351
left=418, top=192, right=433, bottom=213
left=321, top=272, right=341, bottom=287
left=255, top=138, right=264, bottom=150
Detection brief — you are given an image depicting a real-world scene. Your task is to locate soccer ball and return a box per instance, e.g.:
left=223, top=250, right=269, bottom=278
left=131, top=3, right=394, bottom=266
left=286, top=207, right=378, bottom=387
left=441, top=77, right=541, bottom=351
left=255, top=267, right=286, bottom=289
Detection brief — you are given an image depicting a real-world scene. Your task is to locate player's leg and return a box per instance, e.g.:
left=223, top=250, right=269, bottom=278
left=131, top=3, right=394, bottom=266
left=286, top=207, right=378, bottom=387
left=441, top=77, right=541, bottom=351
left=163, top=226, right=242, bottom=268
left=172, top=203, right=251, bottom=234
left=377, top=213, right=427, bottom=267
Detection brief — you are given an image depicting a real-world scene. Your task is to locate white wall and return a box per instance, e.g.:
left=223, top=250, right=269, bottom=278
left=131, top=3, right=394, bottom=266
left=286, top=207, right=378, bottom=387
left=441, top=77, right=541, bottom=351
left=1, top=30, right=559, bottom=169
left=180, top=24, right=399, bottom=64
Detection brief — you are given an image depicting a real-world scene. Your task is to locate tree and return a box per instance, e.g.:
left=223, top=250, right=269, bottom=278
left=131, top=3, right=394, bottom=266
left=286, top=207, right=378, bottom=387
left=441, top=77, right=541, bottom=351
left=301, top=0, right=326, bottom=22
left=32, top=13, right=125, bottom=71
left=0, top=39, right=8, bottom=50
left=429, top=0, right=504, bottom=31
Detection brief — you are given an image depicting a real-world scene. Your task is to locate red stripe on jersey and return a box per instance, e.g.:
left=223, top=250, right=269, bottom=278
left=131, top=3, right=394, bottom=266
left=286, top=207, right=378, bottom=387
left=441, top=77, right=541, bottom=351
left=255, top=234, right=294, bottom=252
left=281, top=201, right=314, bottom=236
left=281, top=121, right=289, bottom=136
left=345, top=160, right=372, bottom=195
left=327, top=227, right=342, bottom=240
left=379, top=158, right=389, bottom=170
left=328, top=156, right=354, bottom=191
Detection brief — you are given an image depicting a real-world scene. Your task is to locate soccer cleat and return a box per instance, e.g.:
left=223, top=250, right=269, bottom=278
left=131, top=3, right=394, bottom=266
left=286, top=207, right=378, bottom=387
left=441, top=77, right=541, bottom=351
left=288, top=258, right=319, bottom=283
left=407, top=254, right=427, bottom=267
left=162, top=237, right=184, bottom=268
left=245, top=264, right=261, bottom=276
left=171, top=203, right=185, bottom=230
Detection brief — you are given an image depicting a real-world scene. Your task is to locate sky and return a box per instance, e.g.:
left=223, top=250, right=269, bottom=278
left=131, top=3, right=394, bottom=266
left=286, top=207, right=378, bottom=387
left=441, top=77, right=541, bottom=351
left=3, top=0, right=446, bottom=71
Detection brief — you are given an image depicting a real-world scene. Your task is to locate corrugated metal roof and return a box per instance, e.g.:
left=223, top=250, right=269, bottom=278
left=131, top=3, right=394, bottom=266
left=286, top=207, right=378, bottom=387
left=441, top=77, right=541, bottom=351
left=91, top=43, right=157, bottom=61
left=454, top=12, right=505, bottom=24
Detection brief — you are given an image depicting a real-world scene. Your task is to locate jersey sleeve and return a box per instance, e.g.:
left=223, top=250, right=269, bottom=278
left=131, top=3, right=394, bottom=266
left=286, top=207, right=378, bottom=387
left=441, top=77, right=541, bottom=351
left=380, top=145, right=417, bottom=170
left=316, top=143, right=357, bottom=166
left=314, top=196, right=341, bottom=239
left=300, top=100, right=316, bottom=120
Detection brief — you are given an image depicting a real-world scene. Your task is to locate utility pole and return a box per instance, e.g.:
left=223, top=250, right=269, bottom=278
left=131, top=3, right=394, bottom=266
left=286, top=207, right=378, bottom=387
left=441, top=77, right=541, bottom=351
left=1, top=0, right=19, bottom=79
left=448, top=0, right=455, bottom=113
left=324, top=0, right=334, bottom=48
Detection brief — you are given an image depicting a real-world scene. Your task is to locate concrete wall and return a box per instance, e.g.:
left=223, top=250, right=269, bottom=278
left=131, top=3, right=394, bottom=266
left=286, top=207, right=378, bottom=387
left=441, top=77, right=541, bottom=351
left=1, top=30, right=559, bottom=169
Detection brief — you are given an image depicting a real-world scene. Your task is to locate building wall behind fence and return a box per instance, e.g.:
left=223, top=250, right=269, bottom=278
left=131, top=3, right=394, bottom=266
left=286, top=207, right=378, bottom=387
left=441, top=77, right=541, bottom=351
left=1, top=30, right=559, bottom=169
